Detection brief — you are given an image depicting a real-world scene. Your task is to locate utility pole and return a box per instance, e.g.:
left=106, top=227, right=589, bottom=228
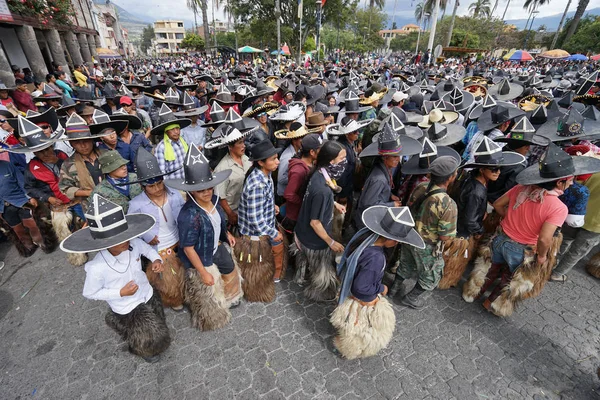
left=426, top=0, right=440, bottom=52
left=276, top=0, right=281, bottom=63
left=299, top=0, right=303, bottom=63
left=316, top=0, right=322, bottom=61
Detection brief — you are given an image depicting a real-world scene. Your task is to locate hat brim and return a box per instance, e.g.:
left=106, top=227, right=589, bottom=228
left=462, top=151, right=526, bottom=168
left=537, top=117, right=600, bottom=142
left=477, top=107, right=525, bottom=132
left=243, top=102, right=280, bottom=118
left=325, top=120, right=373, bottom=136
left=89, top=120, right=129, bottom=136
left=495, top=134, right=551, bottom=147
left=6, top=130, right=63, bottom=153
left=442, top=91, right=475, bottom=113
left=361, top=206, right=425, bottom=249
left=516, top=156, right=600, bottom=185
left=343, top=105, right=373, bottom=114
left=173, top=105, right=209, bottom=117
left=269, top=111, right=305, bottom=122
left=150, top=118, right=192, bottom=136
left=417, top=111, right=460, bottom=128
left=402, top=146, right=461, bottom=175
left=248, top=146, right=282, bottom=162
left=117, top=168, right=182, bottom=185
left=402, top=112, right=426, bottom=125
left=359, top=135, right=423, bottom=158
left=426, top=124, right=466, bottom=146
left=110, top=114, right=142, bottom=130
left=205, top=129, right=252, bottom=149
left=164, top=169, right=232, bottom=191
left=488, top=83, right=524, bottom=101
left=60, top=214, right=156, bottom=253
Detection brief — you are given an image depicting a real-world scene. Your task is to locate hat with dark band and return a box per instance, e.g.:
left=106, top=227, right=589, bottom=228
left=269, top=102, right=307, bottom=122
left=89, top=109, right=128, bottom=136
left=516, top=142, right=600, bottom=185
left=274, top=122, right=310, bottom=140
left=402, top=137, right=461, bottom=176
left=537, top=108, right=599, bottom=142
left=494, top=116, right=550, bottom=147
left=118, top=147, right=181, bottom=185
left=477, top=104, right=525, bottom=132
left=6, top=113, right=63, bottom=153
left=361, top=206, right=425, bottom=249
left=60, top=194, right=156, bottom=253
left=488, top=78, right=524, bottom=101
left=359, top=122, right=422, bottom=158
left=205, top=124, right=253, bottom=149
left=110, top=108, right=143, bottom=130
left=56, top=112, right=113, bottom=141
left=462, top=136, right=526, bottom=168
left=424, top=122, right=466, bottom=146
left=325, top=118, right=374, bottom=136
left=150, top=103, right=192, bottom=136
left=164, top=144, right=232, bottom=191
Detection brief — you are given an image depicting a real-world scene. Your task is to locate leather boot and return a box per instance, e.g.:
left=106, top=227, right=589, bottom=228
left=11, top=223, right=37, bottom=256
left=22, top=218, right=45, bottom=250
left=272, top=241, right=285, bottom=282
left=486, top=265, right=512, bottom=304
left=400, top=283, right=427, bottom=310
left=475, top=263, right=505, bottom=301
left=388, top=277, right=405, bottom=298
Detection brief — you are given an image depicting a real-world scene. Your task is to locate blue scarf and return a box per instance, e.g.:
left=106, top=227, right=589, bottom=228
left=336, top=227, right=379, bottom=305
left=106, top=175, right=130, bottom=197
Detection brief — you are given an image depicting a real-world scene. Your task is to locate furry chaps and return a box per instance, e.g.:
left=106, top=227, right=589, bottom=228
left=234, top=236, right=275, bottom=303
left=185, top=266, right=231, bottom=331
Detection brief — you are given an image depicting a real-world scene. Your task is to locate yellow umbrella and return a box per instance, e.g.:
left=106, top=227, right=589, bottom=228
left=538, top=49, right=571, bottom=59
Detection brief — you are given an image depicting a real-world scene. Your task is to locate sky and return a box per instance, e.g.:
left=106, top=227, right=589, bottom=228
left=113, top=0, right=600, bottom=28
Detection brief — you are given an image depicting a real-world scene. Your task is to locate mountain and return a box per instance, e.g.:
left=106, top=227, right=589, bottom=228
left=506, top=7, right=600, bottom=31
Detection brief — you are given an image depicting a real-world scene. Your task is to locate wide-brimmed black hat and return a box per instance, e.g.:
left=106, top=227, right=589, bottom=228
left=33, top=84, right=62, bottom=102
left=217, top=107, right=260, bottom=133
left=424, top=122, right=466, bottom=146
left=422, top=99, right=456, bottom=114
left=209, top=84, right=241, bottom=105
left=488, top=78, right=524, bottom=101
left=389, top=106, right=423, bottom=125
left=462, top=136, right=526, bottom=168
left=6, top=113, right=63, bottom=153
left=362, top=206, right=425, bottom=249
left=526, top=101, right=564, bottom=128
left=56, top=96, right=78, bottom=115
left=575, top=71, right=599, bottom=96
left=119, top=147, right=181, bottom=185
left=164, top=144, right=232, bottom=191
left=89, top=109, right=128, bottom=136
left=516, top=142, right=600, bottom=185
left=201, top=102, right=227, bottom=128
left=248, top=139, right=280, bottom=161
left=495, top=116, right=550, bottom=147
left=442, top=87, right=475, bottom=114
left=304, top=85, right=326, bottom=106
left=402, top=137, right=461, bottom=175
left=173, top=92, right=209, bottom=118
left=477, top=104, right=525, bottom=132
left=359, top=122, right=422, bottom=158
left=60, top=194, right=155, bottom=253
left=109, top=108, right=143, bottom=130
left=55, top=112, right=113, bottom=141
left=385, top=112, right=423, bottom=140
left=537, top=108, right=599, bottom=142
left=343, top=91, right=373, bottom=114
left=150, top=103, right=192, bottom=136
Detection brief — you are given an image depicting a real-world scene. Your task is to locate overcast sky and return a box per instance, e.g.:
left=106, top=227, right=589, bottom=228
left=113, top=0, right=600, bottom=26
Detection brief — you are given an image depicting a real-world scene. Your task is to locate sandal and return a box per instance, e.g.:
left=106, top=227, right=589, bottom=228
left=550, top=274, right=567, bottom=282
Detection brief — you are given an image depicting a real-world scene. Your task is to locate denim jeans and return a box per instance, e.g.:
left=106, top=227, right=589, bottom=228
left=491, top=233, right=528, bottom=273
left=554, top=228, right=600, bottom=275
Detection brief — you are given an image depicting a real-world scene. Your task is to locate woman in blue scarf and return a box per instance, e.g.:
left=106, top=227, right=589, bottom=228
left=87, top=150, right=142, bottom=213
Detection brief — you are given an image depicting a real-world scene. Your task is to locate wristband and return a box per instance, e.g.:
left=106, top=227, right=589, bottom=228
left=330, top=239, right=335, bottom=247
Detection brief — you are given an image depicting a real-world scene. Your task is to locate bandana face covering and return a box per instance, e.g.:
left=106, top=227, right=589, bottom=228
left=327, top=158, right=347, bottom=180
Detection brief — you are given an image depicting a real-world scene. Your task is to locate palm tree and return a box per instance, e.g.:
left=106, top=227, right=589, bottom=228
left=522, top=0, right=568, bottom=49
left=415, top=0, right=448, bottom=30
left=369, top=0, right=385, bottom=10
left=469, top=0, right=492, bottom=18
left=563, top=0, right=590, bottom=43
left=187, top=0, right=210, bottom=47
left=444, top=0, right=460, bottom=47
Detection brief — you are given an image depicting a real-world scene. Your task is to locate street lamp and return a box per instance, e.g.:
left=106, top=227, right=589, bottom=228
left=415, top=12, right=430, bottom=56
left=523, top=10, right=539, bottom=50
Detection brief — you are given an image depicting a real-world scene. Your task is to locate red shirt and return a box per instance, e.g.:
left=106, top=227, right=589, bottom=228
left=501, top=185, right=568, bottom=245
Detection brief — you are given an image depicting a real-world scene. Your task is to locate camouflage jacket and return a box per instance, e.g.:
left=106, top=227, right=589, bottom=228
left=408, top=182, right=457, bottom=244
left=87, top=173, right=142, bottom=214
left=58, top=151, right=103, bottom=210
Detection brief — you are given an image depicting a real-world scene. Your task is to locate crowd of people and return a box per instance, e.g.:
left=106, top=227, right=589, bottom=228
left=1, top=54, right=600, bottom=363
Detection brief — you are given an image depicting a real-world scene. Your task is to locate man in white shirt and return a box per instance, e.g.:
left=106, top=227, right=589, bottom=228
left=61, top=194, right=171, bottom=363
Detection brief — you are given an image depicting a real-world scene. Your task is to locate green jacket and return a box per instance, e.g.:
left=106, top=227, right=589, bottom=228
left=87, top=173, right=142, bottom=214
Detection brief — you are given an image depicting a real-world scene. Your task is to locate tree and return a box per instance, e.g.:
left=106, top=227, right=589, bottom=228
left=389, top=32, right=421, bottom=51
left=444, top=0, right=460, bottom=47
left=468, top=0, right=492, bottom=18
left=180, top=33, right=205, bottom=51
left=415, top=0, right=449, bottom=30
left=216, top=32, right=237, bottom=48
left=369, top=0, right=385, bottom=10
left=140, top=25, right=155, bottom=54
left=563, top=0, right=590, bottom=44
left=562, top=16, right=600, bottom=53
left=537, top=24, right=547, bottom=31
left=551, top=0, right=573, bottom=48
left=187, top=0, right=210, bottom=45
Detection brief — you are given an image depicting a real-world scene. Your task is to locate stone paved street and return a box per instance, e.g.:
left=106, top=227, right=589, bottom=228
left=0, top=242, right=599, bottom=400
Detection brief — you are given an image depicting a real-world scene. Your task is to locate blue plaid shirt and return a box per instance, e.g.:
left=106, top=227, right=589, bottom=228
left=155, top=138, right=186, bottom=180
left=238, top=167, right=278, bottom=239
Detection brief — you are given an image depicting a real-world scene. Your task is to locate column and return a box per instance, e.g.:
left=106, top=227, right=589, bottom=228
left=0, top=44, right=14, bottom=86
left=94, top=35, right=101, bottom=49
left=15, top=25, right=48, bottom=80
left=87, top=34, right=97, bottom=59
left=63, top=30, right=83, bottom=66
left=44, top=29, right=71, bottom=78
left=78, top=33, right=92, bottom=64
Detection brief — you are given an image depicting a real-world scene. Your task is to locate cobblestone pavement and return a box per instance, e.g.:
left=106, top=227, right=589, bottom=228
left=0, top=242, right=599, bottom=400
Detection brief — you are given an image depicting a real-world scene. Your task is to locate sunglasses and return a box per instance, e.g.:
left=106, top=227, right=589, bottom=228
left=257, top=112, right=267, bottom=117
left=39, top=124, right=51, bottom=130
left=486, top=167, right=501, bottom=173
left=121, top=104, right=132, bottom=107
left=0, top=119, right=6, bottom=123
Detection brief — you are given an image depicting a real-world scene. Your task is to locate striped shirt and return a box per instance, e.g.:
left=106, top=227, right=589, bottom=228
left=155, top=139, right=186, bottom=180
